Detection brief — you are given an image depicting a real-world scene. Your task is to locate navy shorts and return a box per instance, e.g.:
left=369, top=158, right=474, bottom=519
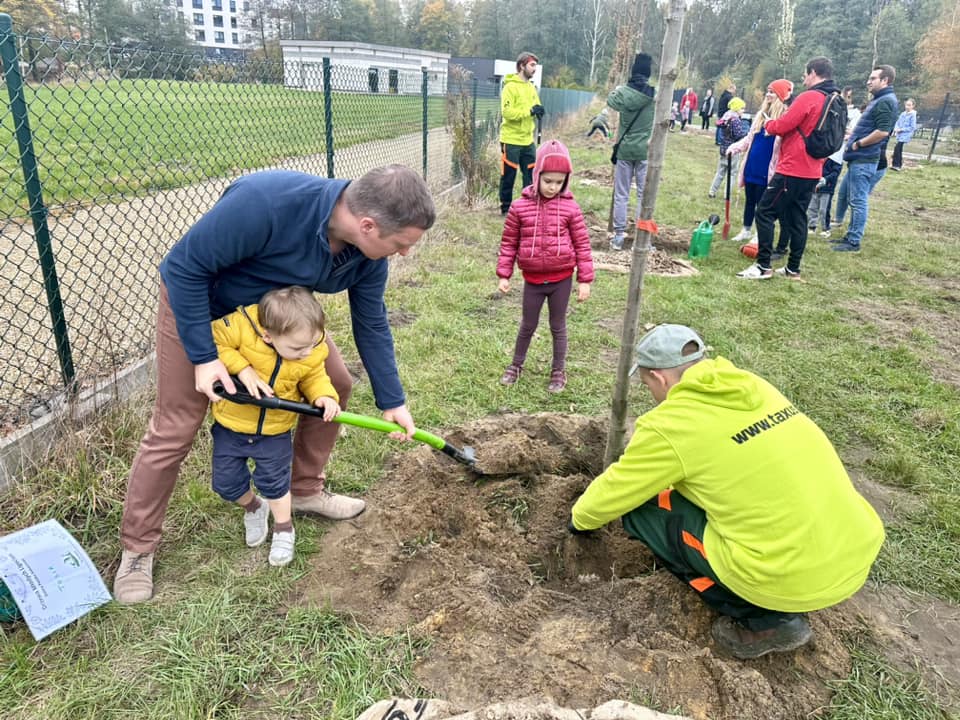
left=210, top=422, right=293, bottom=501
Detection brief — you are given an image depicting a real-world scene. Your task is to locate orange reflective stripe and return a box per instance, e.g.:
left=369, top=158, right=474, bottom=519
left=657, top=489, right=672, bottom=511
left=636, top=219, right=659, bottom=235
left=526, top=161, right=536, bottom=168
left=682, top=530, right=707, bottom=559
left=689, top=576, right=715, bottom=593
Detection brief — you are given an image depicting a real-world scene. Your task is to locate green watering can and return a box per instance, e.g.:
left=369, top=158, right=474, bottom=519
left=689, top=214, right=721, bottom=259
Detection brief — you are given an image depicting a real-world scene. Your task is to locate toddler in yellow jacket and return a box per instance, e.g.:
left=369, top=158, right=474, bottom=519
left=211, top=286, right=340, bottom=567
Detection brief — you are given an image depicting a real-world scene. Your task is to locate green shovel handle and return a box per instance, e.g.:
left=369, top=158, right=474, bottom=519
left=333, top=411, right=445, bottom=450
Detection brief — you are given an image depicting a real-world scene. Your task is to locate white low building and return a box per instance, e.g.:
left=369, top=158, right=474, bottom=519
left=279, top=41, right=449, bottom=96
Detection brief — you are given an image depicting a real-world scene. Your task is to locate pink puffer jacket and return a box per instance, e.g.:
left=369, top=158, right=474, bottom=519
left=497, top=187, right=594, bottom=285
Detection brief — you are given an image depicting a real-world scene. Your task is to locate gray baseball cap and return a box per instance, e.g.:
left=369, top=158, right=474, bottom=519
left=629, top=324, right=706, bottom=375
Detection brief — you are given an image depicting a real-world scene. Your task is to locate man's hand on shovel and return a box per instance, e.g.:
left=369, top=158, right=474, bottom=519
left=383, top=404, right=416, bottom=441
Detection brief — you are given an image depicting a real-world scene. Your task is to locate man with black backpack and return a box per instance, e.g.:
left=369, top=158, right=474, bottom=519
left=737, top=57, right=842, bottom=280
left=831, top=65, right=898, bottom=253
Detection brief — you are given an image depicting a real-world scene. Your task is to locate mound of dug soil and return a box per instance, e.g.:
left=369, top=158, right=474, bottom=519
left=298, top=413, right=874, bottom=720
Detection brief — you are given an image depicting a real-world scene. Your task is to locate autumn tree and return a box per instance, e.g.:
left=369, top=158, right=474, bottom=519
left=416, top=0, right=463, bottom=54
left=3, top=0, right=67, bottom=35
left=916, top=0, right=960, bottom=106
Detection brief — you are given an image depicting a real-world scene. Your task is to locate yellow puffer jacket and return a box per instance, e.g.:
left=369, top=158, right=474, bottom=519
left=211, top=305, right=338, bottom=435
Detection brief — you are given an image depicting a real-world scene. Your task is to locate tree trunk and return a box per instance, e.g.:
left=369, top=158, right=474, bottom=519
left=603, top=0, right=688, bottom=468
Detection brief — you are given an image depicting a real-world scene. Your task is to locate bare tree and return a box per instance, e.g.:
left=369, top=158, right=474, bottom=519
left=584, top=0, right=609, bottom=86
left=870, top=0, right=892, bottom=68
left=605, top=0, right=648, bottom=90
left=604, top=0, right=688, bottom=467
left=776, top=0, right=795, bottom=77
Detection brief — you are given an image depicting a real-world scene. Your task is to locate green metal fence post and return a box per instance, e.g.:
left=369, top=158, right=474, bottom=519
left=0, top=14, right=76, bottom=394
left=323, top=57, right=334, bottom=178
left=421, top=68, right=428, bottom=179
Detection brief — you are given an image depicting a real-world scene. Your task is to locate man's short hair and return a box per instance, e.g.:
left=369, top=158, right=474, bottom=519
left=806, top=57, right=833, bottom=80
left=345, top=164, right=436, bottom=236
left=874, top=64, right=896, bottom=84
left=259, top=286, right=326, bottom=337
left=516, top=52, right=538, bottom=71
left=629, top=324, right=706, bottom=375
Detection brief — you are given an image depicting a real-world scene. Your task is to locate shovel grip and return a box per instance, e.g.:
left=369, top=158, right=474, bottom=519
left=212, top=382, right=446, bottom=450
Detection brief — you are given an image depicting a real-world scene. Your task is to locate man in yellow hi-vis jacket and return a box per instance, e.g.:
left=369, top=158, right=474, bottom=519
left=499, top=51, right=543, bottom=215
left=569, top=324, right=884, bottom=659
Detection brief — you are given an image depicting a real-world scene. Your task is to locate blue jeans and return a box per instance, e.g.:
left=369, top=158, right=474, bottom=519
left=834, top=162, right=876, bottom=247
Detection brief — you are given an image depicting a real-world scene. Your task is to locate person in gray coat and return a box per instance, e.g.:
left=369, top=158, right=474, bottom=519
left=606, top=53, right=656, bottom=250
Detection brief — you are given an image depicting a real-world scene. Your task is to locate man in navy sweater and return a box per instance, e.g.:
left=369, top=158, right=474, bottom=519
left=832, top=65, right=898, bottom=253
left=115, top=165, right=436, bottom=604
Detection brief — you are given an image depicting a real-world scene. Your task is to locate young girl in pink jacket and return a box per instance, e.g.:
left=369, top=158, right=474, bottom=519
left=496, top=139, right=594, bottom=393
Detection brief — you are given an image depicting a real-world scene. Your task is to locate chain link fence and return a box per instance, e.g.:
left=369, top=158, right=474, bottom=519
left=0, top=17, right=592, bottom=433
left=912, top=93, right=959, bottom=162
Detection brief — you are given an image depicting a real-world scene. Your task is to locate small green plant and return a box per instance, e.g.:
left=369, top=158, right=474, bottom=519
left=487, top=488, right=530, bottom=527
left=399, top=531, right=437, bottom=558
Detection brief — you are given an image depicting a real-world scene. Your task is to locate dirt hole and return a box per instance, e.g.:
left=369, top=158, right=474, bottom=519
left=298, top=413, right=956, bottom=719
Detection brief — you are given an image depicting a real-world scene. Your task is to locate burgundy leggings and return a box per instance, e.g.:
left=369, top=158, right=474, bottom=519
left=511, top=276, right=572, bottom=371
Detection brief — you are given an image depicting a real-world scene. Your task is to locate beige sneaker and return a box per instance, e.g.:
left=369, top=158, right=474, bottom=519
left=291, top=489, right=365, bottom=519
left=114, top=549, right=154, bottom=604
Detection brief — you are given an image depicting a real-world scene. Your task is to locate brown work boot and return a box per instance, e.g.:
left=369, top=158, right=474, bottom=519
left=114, top=549, right=154, bottom=604
left=711, top=615, right=813, bottom=659
left=291, top=489, right=365, bottom=520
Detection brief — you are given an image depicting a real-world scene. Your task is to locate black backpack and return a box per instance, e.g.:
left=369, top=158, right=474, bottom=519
left=798, top=90, right=847, bottom=159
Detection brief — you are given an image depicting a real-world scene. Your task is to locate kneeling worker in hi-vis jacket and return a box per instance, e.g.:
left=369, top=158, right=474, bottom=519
left=568, top=324, right=884, bottom=659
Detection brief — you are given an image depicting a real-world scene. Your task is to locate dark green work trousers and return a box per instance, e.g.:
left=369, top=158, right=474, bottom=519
left=623, top=489, right=798, bottom=631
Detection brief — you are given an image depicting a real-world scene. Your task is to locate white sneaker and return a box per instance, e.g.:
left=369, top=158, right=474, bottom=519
left=611, top=234, right=624, bottom=251
left=819, top=229, right=832, bottom=238
left=731, top=228, right=754, bottom=242
left=736, top=264, right=773, bottom=280
left=269, top=528, right=296, bottom=567
left=243, top=497, right=270, bottom=547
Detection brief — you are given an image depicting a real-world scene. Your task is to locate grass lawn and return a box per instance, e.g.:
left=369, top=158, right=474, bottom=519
left=0, top=79, right=498, bottom=216
left=0, top=112, right=958, bottom=718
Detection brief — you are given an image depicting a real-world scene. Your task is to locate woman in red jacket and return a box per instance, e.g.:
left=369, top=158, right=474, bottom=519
left=680, top=87, right=698, bottom=132
left=496, top=139, right=594, bottom=393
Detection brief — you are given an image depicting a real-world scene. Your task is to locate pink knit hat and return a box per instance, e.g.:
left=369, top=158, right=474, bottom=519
left=767, top=79, right=793, bottom=102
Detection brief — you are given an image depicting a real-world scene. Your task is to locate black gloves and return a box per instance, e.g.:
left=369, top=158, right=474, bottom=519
left=530, top=104, right=545, bottom=118
left=567, top=519, right=594, bottom=536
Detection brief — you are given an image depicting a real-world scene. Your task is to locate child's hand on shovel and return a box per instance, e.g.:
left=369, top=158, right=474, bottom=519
left=314, top=396, right=341, bottom=422
left=237, top=366, right=274, bottom=399
left=383, top=404, right=416, bottom=441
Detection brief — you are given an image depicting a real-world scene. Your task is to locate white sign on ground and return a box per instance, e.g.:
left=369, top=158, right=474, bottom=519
left=0, top=519, right=111, bottom=640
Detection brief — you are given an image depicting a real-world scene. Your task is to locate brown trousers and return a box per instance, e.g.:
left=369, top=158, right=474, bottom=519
left=119, top=283, right=353, bottom=553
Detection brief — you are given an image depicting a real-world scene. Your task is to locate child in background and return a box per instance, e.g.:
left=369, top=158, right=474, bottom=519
left=708, top=97, right=748, bottom=198
left=585, top=108, right=611, bottom=139
left=211, top=286, right=341, bottom=567
left=725, top=80, right=792, bottom=242
left=807, top=157, right=842, bottom=236
left=496, top=139, right=594, bottom=394
left=669, top=101, right=680, bottom=131
left=890, top=98, right=917, bottom=171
